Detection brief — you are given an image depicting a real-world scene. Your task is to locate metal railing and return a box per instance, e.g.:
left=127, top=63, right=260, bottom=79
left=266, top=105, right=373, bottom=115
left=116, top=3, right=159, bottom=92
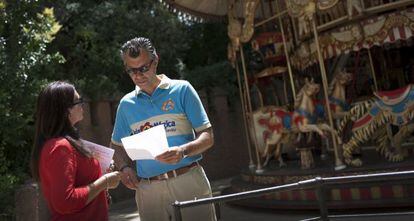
left=172, top=170, right=414, bottom=221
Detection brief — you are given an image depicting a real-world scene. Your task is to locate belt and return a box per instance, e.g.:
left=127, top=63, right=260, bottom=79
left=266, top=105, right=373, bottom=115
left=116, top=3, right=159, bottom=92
left=147, top=162, right=199, bottom=181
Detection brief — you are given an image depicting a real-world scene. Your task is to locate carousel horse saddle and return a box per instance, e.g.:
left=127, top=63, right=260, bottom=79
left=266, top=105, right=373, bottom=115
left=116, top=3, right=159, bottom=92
left=374, top=85, right=412, bottom=106
left=257, top=109, right=292, bottom=132
left=353, top=85, right=414, bottom=129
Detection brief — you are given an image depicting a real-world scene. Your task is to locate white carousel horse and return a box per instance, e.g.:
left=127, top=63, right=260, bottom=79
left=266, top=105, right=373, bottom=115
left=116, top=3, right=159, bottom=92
left=293, top=78, right=339, bottom=138
left=252, top=78, right=341, bottom=168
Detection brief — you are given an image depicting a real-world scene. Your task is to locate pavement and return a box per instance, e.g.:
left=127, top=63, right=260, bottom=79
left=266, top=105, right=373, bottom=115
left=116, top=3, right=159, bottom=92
left=109, top=177, right=414, bottom=221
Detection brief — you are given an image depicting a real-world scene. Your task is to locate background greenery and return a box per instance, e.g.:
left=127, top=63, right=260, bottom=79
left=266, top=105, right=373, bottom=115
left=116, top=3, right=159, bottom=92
left=0, top=0, right=235, bottom=218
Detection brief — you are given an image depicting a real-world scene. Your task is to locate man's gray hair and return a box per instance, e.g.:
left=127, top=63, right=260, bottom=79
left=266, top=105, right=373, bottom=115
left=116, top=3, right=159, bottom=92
left=120, top=37, right=157, bottom=62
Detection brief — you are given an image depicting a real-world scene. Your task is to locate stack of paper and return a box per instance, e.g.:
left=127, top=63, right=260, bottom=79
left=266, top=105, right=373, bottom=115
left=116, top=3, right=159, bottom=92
left=82, top=140, right=114, bottom=173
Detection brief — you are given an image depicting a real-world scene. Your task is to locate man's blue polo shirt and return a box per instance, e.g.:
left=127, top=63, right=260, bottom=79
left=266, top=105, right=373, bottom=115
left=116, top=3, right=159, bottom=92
left=111, top=75, right=211, bottom=178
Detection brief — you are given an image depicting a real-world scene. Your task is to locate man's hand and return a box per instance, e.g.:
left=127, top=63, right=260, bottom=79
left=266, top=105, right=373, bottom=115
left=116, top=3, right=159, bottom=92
left=120, top=167, right=139, bottom=189
left=155, top=146, right=184, bottom=164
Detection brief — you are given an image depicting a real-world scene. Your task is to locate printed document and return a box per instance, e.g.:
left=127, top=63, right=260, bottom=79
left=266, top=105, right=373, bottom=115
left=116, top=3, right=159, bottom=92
left=121, top=124, right=169, bottom=160
left=82, top=140, right=114, bottom=173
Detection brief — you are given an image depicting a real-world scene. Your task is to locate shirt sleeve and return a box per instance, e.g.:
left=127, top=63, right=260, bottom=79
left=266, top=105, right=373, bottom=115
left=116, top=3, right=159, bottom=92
left=43, top=144, right=89, bottom=214
left=182, top=81, right=211, bottom=132
left=111, top=101, right=131, bottom=145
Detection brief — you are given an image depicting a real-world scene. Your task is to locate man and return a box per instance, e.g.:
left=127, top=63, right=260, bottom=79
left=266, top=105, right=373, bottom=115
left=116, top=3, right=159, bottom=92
left=110, top=37, right=216, bottom=221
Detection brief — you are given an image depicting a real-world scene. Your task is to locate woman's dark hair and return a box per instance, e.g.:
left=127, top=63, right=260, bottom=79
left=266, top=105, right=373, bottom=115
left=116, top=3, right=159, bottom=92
left=30, top=81, right=92, bottom=181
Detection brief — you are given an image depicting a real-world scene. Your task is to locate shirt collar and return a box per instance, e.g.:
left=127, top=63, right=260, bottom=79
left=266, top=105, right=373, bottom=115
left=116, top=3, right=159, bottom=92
left=135, top=74, right=171, bottom=96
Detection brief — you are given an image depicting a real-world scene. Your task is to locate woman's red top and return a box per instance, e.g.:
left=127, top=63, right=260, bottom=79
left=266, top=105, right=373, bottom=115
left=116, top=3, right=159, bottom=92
left=39, top=137, right=108, bottom=221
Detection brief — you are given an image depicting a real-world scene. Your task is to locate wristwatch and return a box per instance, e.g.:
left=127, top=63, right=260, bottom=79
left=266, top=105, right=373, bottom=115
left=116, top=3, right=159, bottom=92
left=119, top=165, right=131, bottom=172
left=181, top=147, right=189, bottom=159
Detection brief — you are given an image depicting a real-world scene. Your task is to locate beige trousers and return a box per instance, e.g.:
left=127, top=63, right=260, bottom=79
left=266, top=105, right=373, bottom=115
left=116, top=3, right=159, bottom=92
left=135, top=166, right=217, bottom=221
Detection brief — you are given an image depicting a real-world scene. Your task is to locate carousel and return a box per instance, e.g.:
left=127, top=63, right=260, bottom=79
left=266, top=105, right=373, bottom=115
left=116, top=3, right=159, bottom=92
left=162, top=0, right=414, bottom=209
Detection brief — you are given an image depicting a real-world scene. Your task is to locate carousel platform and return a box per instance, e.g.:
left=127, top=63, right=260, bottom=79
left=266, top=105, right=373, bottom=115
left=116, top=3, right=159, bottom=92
left=224, top=145, right=414, bottom=210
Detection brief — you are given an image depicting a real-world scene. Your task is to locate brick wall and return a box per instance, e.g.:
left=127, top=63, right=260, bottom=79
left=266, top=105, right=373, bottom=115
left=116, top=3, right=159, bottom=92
left=198, top=89, right=250, bottom=180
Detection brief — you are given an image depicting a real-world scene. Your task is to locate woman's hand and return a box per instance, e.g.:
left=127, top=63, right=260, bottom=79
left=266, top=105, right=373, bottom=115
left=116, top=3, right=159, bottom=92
left=103, top=171, right=122, bottom=189
left=87, top=171, right=122, bottom=204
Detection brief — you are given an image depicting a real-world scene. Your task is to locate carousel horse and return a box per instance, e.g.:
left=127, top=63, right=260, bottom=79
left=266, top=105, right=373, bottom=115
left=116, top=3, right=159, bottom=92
left=327, top=70, right=353, bottom=119
left=252, top=106, right=291, bottom=167
left=313, top=70, right=353, bottom=121
left=306, top=71, right=352, bottom=158
left=338, top=84, right=414, bottom=166
left=293, top=78, right=340, bottom=139
left=252, top=78, right=341, bottom=168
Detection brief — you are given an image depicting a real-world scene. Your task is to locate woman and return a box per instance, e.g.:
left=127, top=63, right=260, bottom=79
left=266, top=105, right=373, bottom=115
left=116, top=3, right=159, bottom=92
left=30, top=81, right=121, bottom=221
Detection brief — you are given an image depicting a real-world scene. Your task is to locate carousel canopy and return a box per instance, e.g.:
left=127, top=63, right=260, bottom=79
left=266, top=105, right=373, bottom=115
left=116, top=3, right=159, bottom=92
left=160, top=0, right=279, bottom=22
left=160, top=0, right=228, bottom=21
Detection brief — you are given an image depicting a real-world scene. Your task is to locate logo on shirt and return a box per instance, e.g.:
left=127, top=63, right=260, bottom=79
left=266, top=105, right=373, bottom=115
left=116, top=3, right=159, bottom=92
left=139, top=122, right=152, bottom=132
left=132, top=120, right=177, bottom=134
left=162, top=98, right=175, bottom=112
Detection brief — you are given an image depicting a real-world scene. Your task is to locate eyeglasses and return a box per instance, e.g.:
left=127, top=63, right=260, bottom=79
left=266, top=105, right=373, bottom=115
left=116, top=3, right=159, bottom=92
left=125, top=59, right=154, bottom=75
left=72, top=97, right=84, bottom=106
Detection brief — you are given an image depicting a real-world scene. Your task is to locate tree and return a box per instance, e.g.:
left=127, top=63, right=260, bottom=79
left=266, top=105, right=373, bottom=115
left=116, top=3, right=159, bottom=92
left=0, top=0, right=233, bottom=217
left=48, top=0, right=190, bottom=98
left=0, top=1, right=63, bottom=218
left=182, top=22, right=238, bottom=110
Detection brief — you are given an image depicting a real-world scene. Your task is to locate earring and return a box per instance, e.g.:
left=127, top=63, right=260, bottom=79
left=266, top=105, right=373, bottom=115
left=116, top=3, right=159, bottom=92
left=68, top=110, right=73, bottom=119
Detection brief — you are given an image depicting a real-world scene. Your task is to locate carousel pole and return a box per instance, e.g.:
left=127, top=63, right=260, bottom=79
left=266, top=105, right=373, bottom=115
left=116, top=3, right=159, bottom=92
left=240, top=45, right=264, bottom=173
left=367, top=48, right=379, bottom=91
left=276, top=1, right=296, bottom=98
left=311, top=16, right=346, bottom=170
left=283, top=73, right=289, bottom=105
left=235, top=58, right=255, bottom=169
left=290, top=15, right=299, bottom=44
left=257, top=85, right=264, bottom=107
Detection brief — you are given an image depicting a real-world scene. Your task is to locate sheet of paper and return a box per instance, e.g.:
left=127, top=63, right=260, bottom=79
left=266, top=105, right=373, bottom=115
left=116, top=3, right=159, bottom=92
left=121, top=124, right=169, bottom=160
left=82, top=140, right=114, bottom=173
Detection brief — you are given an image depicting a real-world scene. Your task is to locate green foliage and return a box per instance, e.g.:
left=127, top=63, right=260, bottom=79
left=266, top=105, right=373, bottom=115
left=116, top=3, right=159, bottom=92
left=48, top=0, right=190, bottom=98
left=184, top=22, right=228, bottom=69
left=183, top=61, right=238, bottom=111
left=0, top=0, right=232, bottom=218
left=0, top=1, right=63, bottom=218
left=182, top=22, right=238, bottom=110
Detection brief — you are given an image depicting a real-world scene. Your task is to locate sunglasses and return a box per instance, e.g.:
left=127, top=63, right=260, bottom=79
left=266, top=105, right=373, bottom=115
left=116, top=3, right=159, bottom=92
left=72, top=97, right=84, bottom=106
left=125, top=59, right=154, bottom=75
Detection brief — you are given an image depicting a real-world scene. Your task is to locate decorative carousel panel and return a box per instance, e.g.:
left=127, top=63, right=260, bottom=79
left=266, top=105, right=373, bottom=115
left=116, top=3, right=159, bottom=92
left=291, top=7, right=414, bottom=69
left=251, top=32, right=286, bottom=65
left=323, top=7, right=414, bottom=57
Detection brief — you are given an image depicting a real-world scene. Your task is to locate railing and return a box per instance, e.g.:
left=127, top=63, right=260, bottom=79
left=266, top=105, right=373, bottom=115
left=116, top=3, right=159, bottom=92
left=172, top=170, right=414, bottom=221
